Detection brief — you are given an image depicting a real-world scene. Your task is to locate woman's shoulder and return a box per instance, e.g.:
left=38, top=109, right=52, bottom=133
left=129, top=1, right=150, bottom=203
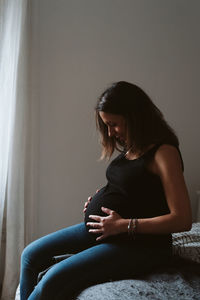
left=156, top=143, right=179, bottom=155
left=153, top=143, right=184, bottom=174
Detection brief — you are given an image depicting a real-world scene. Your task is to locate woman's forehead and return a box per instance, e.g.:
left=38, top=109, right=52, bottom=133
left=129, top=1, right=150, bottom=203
left=99, top=111, right=124, bottom=123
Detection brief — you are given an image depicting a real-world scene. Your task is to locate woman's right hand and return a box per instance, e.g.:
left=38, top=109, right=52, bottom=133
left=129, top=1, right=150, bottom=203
left=83, top=189, right=99, bottom=213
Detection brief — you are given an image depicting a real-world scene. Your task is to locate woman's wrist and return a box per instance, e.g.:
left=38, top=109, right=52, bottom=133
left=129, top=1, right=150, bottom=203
left=128, top=218, right=138, bottom=237
left=117, top=218, right=130, bottom=233
left=118, top=218, right=139, bottom=235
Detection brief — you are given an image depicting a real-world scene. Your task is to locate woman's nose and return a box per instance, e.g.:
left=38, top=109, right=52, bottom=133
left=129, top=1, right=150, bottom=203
left=108, top=126, right=114, bottom=137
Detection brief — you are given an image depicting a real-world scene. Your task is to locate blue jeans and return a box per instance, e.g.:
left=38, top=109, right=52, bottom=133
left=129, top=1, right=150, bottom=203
left=20, top=222, right=171, bottom=300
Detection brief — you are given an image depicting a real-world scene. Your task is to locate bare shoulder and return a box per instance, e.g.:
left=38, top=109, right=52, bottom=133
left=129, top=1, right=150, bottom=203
left=155, top=144, right=181, bottom=161
left=152, top=144, right=183, bottom=176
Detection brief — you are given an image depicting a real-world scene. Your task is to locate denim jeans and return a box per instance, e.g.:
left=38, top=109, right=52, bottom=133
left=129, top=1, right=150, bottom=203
left=20, top=222, right=171, bottom=300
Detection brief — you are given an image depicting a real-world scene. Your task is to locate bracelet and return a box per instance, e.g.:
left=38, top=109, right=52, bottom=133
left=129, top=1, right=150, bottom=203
left=128, top=218, right=133, bottom=235
left=128, top=218, right=138, bottom=238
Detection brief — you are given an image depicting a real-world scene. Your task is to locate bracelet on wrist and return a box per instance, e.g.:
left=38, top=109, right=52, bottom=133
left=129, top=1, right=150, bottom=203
left=128, top=218, right=138, bottom=238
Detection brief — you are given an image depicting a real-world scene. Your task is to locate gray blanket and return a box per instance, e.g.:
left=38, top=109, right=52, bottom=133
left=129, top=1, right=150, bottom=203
left=75, top=258, right=200, bottom=300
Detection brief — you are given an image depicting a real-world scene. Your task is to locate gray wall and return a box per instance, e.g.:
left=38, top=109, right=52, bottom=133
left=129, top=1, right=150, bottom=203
left=31, top=0, right=200, bottom=238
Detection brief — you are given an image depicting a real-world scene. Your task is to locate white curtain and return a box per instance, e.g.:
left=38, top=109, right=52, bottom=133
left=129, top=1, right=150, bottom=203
left=0, top=0, right=29, bottom=299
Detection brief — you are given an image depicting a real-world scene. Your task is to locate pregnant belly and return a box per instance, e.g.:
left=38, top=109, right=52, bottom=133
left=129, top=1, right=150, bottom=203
left=84, top=186, right=128, bottom=233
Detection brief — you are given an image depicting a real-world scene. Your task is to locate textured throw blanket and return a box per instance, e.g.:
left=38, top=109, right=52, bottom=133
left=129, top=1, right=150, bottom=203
left=75, top=258, right=200, bottom=300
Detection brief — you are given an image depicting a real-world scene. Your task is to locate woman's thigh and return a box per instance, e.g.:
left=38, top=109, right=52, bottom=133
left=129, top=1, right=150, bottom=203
left=28, top=241, right=170, bottom=300
left=21, top=222, right=96, bottom=272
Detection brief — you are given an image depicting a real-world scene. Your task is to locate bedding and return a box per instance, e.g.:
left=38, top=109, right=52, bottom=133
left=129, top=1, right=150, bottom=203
left=172, top=222, right=200, bottom=263
left=15, top=223, right=200, bottom=300
left=75, top=259, right=200, bottom=300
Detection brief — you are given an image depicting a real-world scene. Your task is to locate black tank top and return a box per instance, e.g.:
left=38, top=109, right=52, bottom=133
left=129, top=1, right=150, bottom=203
left=84, top=143, right=183, bottom=247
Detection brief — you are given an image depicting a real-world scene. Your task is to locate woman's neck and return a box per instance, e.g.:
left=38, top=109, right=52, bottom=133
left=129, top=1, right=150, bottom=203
left=125, top=144, right=155, bottom=160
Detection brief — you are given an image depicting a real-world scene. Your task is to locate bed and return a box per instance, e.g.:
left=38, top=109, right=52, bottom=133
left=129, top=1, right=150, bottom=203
left=15, top=223, right=200, bottom=300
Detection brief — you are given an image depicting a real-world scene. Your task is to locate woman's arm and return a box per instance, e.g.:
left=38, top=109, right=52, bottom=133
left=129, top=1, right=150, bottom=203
left=131, top=144, right=192, bottom=234
left=88, top=145, right=192, bottom=241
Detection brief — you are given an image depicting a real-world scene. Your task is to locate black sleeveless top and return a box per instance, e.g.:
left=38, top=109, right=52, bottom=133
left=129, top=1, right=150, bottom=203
left=84, top=143, right=183, bottom=247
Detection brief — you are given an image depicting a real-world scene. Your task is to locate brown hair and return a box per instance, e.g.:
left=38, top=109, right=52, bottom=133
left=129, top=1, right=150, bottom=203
left=95, top=81, right=179, bottom=160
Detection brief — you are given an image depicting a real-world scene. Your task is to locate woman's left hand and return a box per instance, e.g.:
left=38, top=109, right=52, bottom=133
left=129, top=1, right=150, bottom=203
left=86, top=207, right=123, bottom=241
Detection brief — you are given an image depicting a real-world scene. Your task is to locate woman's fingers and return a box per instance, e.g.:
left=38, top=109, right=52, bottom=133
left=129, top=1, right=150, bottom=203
left=83, top=190, right=99, bottom=214
left=89, top=228, right=102, bottom=233
left=83, top=202, right=89, bottom=213
left=101, top=206, right=113, bottom=215
left=86, top=222, right=101, bottom=228
left=83, top=196, right=93, bottom=213
left=88, top=214, right=101, bottom=221
left=84, top=202, right=88, bottom=209
left=87, top=220, right=104, bottom=234
left=84, top=197, right=92, bottom=208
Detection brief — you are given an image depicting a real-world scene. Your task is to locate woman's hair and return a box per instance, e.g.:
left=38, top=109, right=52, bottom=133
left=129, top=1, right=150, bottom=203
left=95, top=81, right=179, bottom=160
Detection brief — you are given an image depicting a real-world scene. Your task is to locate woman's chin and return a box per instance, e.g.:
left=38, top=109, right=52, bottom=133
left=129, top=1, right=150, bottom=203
left=116, top=139, right=126, bottom=147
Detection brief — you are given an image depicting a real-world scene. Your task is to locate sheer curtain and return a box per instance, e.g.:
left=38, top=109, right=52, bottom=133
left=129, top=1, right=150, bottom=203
left=0, top=0, right=29, bottom=299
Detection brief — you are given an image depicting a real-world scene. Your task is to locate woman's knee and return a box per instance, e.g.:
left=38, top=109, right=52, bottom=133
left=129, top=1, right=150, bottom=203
left=21, top=242, right=35, bottom=266
left=21, top=240, right=45, bottom=270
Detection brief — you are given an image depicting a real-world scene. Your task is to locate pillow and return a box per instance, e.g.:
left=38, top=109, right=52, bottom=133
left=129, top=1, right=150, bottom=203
left=172, top=222, right=200, bottom=264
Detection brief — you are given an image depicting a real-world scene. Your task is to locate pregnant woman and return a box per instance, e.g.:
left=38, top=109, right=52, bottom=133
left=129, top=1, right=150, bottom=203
left=20, top=81, right=192, bottom=300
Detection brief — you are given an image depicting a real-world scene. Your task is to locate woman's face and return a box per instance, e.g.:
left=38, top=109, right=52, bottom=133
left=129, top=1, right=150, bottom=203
left=99, top=111, right=127, bottom=144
